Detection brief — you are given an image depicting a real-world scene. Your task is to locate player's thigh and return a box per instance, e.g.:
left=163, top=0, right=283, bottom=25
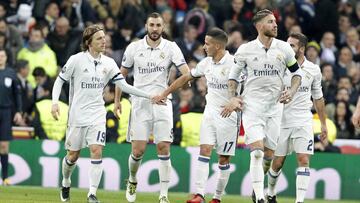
left=292, top=125, right=314, bottom=155
left=86, top=123, right=106, bottom=147
left=65, top=126, right=87, bottom=151
left=215, top=118, right=238, bottom=156
left=274, top=128, right=293, bottom=156
left=264, top=115, right=282, bottom=151
left=153, top=100, right=173, bottom=144
left=0, top=109, right=12, bottom=141
left=242, top=112, right=266, bottom=145
left=199, top=112, right=217, bottom=146
left=127, top=99, right=152, bottom=142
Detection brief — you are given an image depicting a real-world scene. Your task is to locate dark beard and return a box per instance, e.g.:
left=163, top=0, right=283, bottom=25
left=264, top=30, right=277, bottom=38
left=147, top=32, right=161, bottom=41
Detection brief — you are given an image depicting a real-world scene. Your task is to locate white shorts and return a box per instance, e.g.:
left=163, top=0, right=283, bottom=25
left=200, top=107, right=240, bottom=156
left=275, top=125, right=314, bottom=156
left=242, top=111, right=282, bottom=150
left=127, top=98, right=173, bottom=144
left=65, top=123, right=106, bottom=151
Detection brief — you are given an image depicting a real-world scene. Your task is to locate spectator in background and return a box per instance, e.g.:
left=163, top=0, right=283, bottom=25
left=88, top=0, right=108, bottom=21
left=17, top=24, right=57, bottom=87
left=15, top=60, right=32, bottom=121
left=160, top=6, right=177, bottom=40
left=0, top=18, right=23, bottom=66
left=44, top=1, right=60, bottom=32
left=223, top=0, right=253, bottom=39
left=104, top=34, right=123, bottom=66
left=0, top=48, right=22, bottom=186
left=0, top=3, right=6, bottom=19
left=326, top=87, right=355, bottom=121
left=337, top=76, right=358, bottom=105
left=103, top=16, right=117, bottom=36
left=32, top=77, right=68, bottom=140
left=320, top=32, right=337, bottom=65
left=305, top=41, right=321, bottom=65
left=310, top=0, right=338, bottom=42
left=338, top=13, right=352, bottom=46
left=61, top=0, right=97, bottom=30
left=112, top=22, right=134, bottom=51
left=226, top=26, right=246, bottom=55
left=334, top=100, right=355, bottom=139
left=277, top=14, right=298, bottom=41
left=321, top=63, right=337, bottom=104
left=350, top=2, right=360, bottom=30
left=175, top=25, right=201, bottom=60
left=345, top=28, right=359, bottom=57
left=334, top=46, right=356, bottom=79
left=0, top=32, right=13, bottom=67
left=117, top=0, right=148, bottom=37
left=6, top=3, right=36, bottom=38
left=32, top=67, right=53, bottom=103
left=47, top=17, right=82, bottom=67
left=103, top=84, right=120, bottom=143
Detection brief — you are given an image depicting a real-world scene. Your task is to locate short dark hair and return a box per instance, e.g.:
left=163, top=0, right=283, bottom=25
left=206, top=28, right=228, bottom=45
left=32, top=66, right=46, bottom=77
left=289, top=32, right=308, bottom=48
left=15, top=60, right=29, bottom=72
left=81, top=24, right=104, bottom=51
left=146, top=12, right=164, bottom=22
left=252, top=9, right=273, bottom=24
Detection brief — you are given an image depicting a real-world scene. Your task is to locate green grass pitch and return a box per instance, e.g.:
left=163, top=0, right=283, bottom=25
left=0, top=186, right=358, bottom=203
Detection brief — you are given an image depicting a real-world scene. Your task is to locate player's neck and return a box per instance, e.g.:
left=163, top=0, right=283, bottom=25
left=89, top=49, right=101, bottom=59
left=146, top=37, right=161, bottom=48
left=213, top=49, right=226, bottom=63
left=297, top=55, right=305, bottom=67
left=258, top=34, right=273, bottom=49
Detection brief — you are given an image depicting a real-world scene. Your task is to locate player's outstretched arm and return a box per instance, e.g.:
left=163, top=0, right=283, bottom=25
left=113, top=87, right=122, bottom=119
left=279, top=74, right=301, bottom=103
left=51, top=76, right=64, bottom=120
left=314, top=97, right=328, bottom=144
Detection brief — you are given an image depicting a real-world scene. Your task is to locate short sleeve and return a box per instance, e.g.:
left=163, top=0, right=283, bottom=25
left=229, top=45, right=247, bottom=81
left=283, top=42, right=297, bottom=67
left=121, top=42, right=135, bottom=69
left=190, top=59, right=207, bottom=78
left=311, top=68, right=323, bottom=100
left=106, top=58, right=121, bottom=83
left=59, top=55, right=76, bottom=81
left=170, top=42, right=187, bottom=67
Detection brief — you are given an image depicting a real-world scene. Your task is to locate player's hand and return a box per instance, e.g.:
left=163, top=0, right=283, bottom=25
left=352, top=110, right=360, bottom=128
left=113, top=101, right=122, bottom=119
left=320, top=124, right=328, bottom=145
left=13, top=112, right=23, bottom=125
left=51, top=104, right=60, bottom=120
left=279, top=89, right=295, bottom=104
left=220, top=97, right=243, bottom=118
left=151, top=94, right=167, bottom=105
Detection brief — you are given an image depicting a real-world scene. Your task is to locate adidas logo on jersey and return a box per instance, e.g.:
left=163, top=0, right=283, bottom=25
left=253, top=57, right=258, bottom=61
left=139, top=53, right=144, bottom=57
left=84, top=68, right=89, bottom=73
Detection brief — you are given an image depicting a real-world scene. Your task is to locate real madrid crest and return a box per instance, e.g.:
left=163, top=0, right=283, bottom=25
left=160, top=52, right=165, bottom=59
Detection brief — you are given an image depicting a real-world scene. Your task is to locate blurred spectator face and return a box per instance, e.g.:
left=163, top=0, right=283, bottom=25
left=321, top=32, right=335, bottom=48
left=29, top=29, right=44, bottom=43
left=336, top=88, right=350, bottom=102
left=336, top=101, right=347, bottom=118
left=255, top=0, right=268, bottom=9
left=284, top=15, right=297, bottom=31
left=338, top=77, right=352, bottom=90
left=196, top=0, right=208, bottom=9
left=339, top=15, right=351, bottom=33
left=46, top=2, right=60, bottom=19
left=0, top=4, right=6, bottom=18
left=0, top=50, right=6, bottom=67
left=120, top=27, right=132, bottom=39
left=339, top=47, right=353, bottom=64
left=0, top=34, right=5, bottom=48
left=289, top=25, right=302, bottom=34
left=0, top=20, right=7, bottom=33
left=322, top=64, right=334, bottom=81
left=348, top=64, right=360, bottom=84
left=305, top=47, right=319, bottom=63
left=104, top=17, right=116, bottom=32
left=34, top=75, right=47, bottom=86
left=232, top=0, right=244, bottom=13
left=146, top=17, right=164, bottom=41
left=180, top=88, right=193, bottom=103
left=161, top=9, right=173, bottom=24
left=184, top=26, right=198, bottom=42
left=345, top=28, right=359, bottom=47
left=19, top=64, right=30, bottom=78
left=55, top=17, right=70, bottom=36
left=228, top=30, right=244, bottom=48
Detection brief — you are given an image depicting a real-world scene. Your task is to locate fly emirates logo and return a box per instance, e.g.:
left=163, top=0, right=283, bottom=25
left=138, top=62, right=166, bottom=74
left=254, top=64, right=280, bottom=77
left=81, top=77, right=105, bottom=89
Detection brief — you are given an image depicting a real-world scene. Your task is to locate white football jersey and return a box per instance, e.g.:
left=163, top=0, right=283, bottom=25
left=282, top=58, right=323, bottom=128
left=229, top=38, right=298, bottom=116
left=191, top=51, right=236, bottom=110
left=59, top=51, right=121, bottom=126
left=122, top=36, right=186, bottom=95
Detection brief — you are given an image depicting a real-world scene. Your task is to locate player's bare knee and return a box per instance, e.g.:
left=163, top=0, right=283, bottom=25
left=67, top=151, right=80, bottom=162
left=218, top=155, right=230, bottom=165
left=199, top=145, right=212, bottom=157
left=251, top=149, right=264, bottom=159
left=157, top=142, right=170, bottom=155
left=297, top=154, right=309, bottom=167
left=272, top=158, right=284, bottom=172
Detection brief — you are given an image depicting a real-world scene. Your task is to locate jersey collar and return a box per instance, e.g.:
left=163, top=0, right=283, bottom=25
left=255, top=37, right=278, bottom=50
left=85, top=51, right=102, bottom=65
left=212, top=51, right=229, bottom=65
left=143, top=36, right=165, bottom=50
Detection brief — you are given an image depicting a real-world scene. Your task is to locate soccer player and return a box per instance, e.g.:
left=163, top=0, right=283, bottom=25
left=154, top=28, right=241, bottom=203
left=0, top=48, right=23, bottom=186
left=118, top=12, right=190, bottom=203
left=266, top=32, right=328, bottom=203
left=221, top=9, right=302, bottom=203
left=51, top=24, right=155, bottom=203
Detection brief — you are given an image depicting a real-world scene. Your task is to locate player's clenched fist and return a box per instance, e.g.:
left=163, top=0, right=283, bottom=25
left=51, top=103, right=60, bottom=120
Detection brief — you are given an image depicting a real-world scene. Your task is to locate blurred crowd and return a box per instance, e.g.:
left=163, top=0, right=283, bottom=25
left=1, top=0, right=359, bottom=147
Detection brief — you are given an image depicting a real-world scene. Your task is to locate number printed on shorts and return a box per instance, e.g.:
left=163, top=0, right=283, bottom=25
left=97, top=131, right=106, bottom=143
left=307, top=140, right=313, bottom=151
left=223, top=142, right=234, bottom=153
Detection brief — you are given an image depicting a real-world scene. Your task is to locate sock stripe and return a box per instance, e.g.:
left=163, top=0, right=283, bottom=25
left=297, top=171, right=310, bottom=176
left=65, top=158, right=75, bottom=166
left=263, top=156, right=273, bottom=161
left=250, top=147, right=264, bottom=152
left=198, top=156, right=210, bottom=163
left=218, top=164, right=230, bottom=170
left=268, top=170, right=280, bottom=178
left=91, top=160, right=102, bottom=164
left=158, top=155, right=170, bottom=160
left=131, top=154, right=143, bottom=161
